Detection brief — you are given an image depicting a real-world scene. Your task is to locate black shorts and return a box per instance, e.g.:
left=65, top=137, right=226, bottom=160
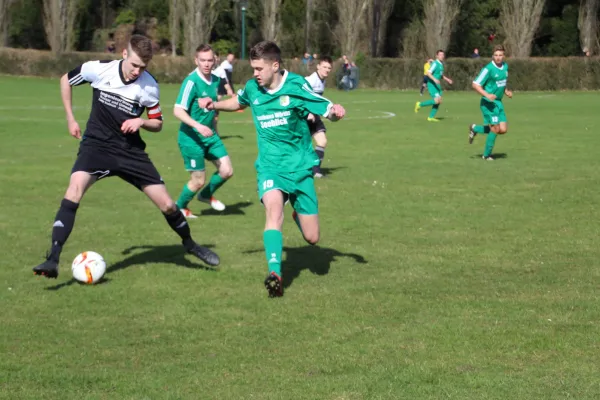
left=218, top=79, right=228, bottom=96
left=423, top=76, right=429, bottom=84
left=225, top=70, right=234, bottom=92
left=308, top=115, right=326, bottom=135
left=71, top=139, right=164, bottom=190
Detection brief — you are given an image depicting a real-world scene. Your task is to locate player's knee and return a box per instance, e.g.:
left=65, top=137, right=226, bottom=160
left=189, top=175, right=205, bottom=191
left=303, top=230, right=320, bottom=245
left=220, top=165, right=233, bottom=179
left=435, top=97, right=443, bottom=104
left=161, top=199, right=177, bottom=214
left=64, top=183, right=85, bottom=202
left=315, top=135, right=327, bottom=148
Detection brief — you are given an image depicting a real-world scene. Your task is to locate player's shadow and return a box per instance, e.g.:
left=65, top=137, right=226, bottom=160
left=219, top=135, right=244, bottom=140
left=44, top=244, right=217, bottom=291
left=199, top=201, right=253, bottom=216
left=318, top=166, right=346, bottom=177
left=475, top=153, right=508, bottom=159
left=244, top=245, right=367, bottom=289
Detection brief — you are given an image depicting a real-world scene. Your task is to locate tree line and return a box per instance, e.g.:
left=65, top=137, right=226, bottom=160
left=0, top=0, right=598, bottom=59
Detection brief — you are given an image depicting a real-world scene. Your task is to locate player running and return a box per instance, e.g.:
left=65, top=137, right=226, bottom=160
left=468, top=44, right=513, bottom=160
left=199, top=41, right=346, bottom=298
left=415, top=50, right=453, bottom=122
left=173, top=44, right=233, bottom=217
left=305, top=56, right=333, bottom=178
left=32, top=35, right=219, bottom=279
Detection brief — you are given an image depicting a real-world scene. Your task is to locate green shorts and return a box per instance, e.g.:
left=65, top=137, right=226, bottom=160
left=427, top=81, right=442, bottom=98
left=257, top=169, right=318, bottom=215
left=179, top=138, right=228, bottom=171
left=480, top=99, right=507, bottom=126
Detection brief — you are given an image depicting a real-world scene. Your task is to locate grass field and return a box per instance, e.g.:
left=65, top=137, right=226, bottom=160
left=1, top=75, right=600, bottom=399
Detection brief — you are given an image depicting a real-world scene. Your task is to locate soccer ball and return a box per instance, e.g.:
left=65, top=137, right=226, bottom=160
left=71, top=251, right=106, bottom=284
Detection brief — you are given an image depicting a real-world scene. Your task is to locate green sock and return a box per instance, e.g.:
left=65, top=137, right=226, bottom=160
left=483, top=133, right=497, bottom=157
left=199, top=173, right=227, bottom=199
left=429, top=104, right=439, bottom=118
left=176, top=183, right=197, bottom=209
left=263, top=230, right=283, bottom=276
left=419, top=99, right=435, bottom=107
left=474, top=125, right=491, bottom=134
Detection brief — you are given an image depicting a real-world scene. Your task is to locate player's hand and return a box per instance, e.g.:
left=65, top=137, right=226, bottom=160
left=329, top=104, right=346, bottom=121
left=486, top=93, right=497, bottom=101
left=198, top=97, right=214, bottom=110
left=307, top=113, right=316, bottom=122
left=68, top=119, right=82, bottom=139
left=195, top=124, right=214, bottom=138
left=447, top=78, right=453, bottom=85
left=505, top=90, right=513, bottom=98
left=121, top=118, right=144, bottom=134
left=434, top=79, right=441, bottom=85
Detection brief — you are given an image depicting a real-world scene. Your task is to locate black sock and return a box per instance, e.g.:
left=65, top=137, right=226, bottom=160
left=314, top=146, right=325, bottom=173
left=49, top=199, right=79, bottom=262
left=164, top=206, right=194, bottom=248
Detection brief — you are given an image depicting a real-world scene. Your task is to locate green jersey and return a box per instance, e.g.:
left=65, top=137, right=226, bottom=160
left=175, top=69, right=220, bottom=141
left=473, top=61, right=509, bottom=102
left=237, top=70, right=333, bottom=173
left=428, top=59, right=444, bottom=80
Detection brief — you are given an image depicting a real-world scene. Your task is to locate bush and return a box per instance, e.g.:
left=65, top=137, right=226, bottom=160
left=1, top=48, right=599, bottom=91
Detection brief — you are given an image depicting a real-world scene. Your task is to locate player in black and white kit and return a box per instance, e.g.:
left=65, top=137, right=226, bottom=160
left=33, top=35, right=219, bottom=279
left=305, top=56, right=333, bottom=178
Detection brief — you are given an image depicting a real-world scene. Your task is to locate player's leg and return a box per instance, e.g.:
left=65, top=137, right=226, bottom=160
left=143, top=184, right=219, bottom=266
left=416, top=82, right=438, bottom=113
left=420, top=76, right=427, bottom=95
left=470, top=100, right=493, bottom=145
left=289, top=170, right=320, bottom=245
left=258, top=173, right=289, bottom=297
left=118, top=149, right=219, bottom=266
left=176, top=144, right=206, bottom=218
left=198, top=140, right=232, bottom=211
left=310, top=117, right=327, bottom=178
left=428, top=94, right=442, bottom=121
left=33, top=171, right=98, bottom=278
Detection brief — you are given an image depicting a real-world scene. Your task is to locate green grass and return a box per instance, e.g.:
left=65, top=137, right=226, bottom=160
left=1, top=75, right=600, bottom=399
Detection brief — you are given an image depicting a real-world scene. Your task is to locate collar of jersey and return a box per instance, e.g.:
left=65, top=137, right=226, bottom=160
left=118, top=60, right=140, bottom=85
left=266, top=70, right=288, bottom=94
left=492, top=62, right=505, bottom=70
left=195, top=69, right=214, bottom=85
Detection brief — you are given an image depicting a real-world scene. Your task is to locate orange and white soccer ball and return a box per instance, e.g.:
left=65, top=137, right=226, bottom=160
left=71, top=251, right=106, bottom=284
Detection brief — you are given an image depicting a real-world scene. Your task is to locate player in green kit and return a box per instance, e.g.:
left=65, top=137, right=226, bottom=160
left=198, top=41, right=346, bottom=298
left=469, top=44, right=513, bottom=160
left=173, top=44, right=233, bottom=218
left=415, top=50, right=453, bottom=122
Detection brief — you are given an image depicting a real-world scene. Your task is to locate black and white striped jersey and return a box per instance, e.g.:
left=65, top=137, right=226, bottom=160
left=67, top=60, right=162, bottom=150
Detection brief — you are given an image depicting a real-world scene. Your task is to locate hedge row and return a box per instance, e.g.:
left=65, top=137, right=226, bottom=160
left=1, top=48, right=600, bottom=91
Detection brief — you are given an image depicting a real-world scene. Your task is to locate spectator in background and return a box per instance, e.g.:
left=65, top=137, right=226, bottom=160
left=583, top=47, right=591, bottom=57
left=220, top=52, right=235, bottom=92
left=471, top=48, right=480, bottom=58
left=302, top=52, right=313, bottom=70
left=341, top=55, right=351, bottom=73
left=349, top=62, right=359, bottom=89
left=106, top=41, right=116, bottom=53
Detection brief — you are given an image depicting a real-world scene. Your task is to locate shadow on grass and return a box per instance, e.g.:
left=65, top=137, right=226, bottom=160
left=199, top=201, right=253, bottom=216
left=45, top=244, right=217, bottom=291
left=317, top=166, right=347, bottom=177
left=219, top=134, right=245, bottom=140
left=474, top=152, right=508, bottom=160
left=244, top=245, right=368, bottom=289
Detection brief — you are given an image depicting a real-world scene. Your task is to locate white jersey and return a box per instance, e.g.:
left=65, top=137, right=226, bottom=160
left=305, top=72, right=326, bottom=95
left=212, top=66, right=228, bottom=82
left=220, top=59, right=233, bottom=72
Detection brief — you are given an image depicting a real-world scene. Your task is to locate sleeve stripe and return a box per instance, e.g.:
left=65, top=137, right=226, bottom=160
left=473, top=69, right=488, bottom=85
left=69, top=75, right=84, bottom=86
left=301, top=83, right=332, bottom=103
left=428, top=63, right=437, bottom=73
left=178, top=80, right=194, bottom=107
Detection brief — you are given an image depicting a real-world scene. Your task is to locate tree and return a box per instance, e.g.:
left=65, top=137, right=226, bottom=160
left=183, top=0, right=220, bottom=56
left=335, top=0, right=369, bottom=57
left=261, top=0, right=283, bottom=42
left=0, top=0, right=13, bottom=47
left=422, top=0, right=463, bottom=56
left=305, top=0, right=313, bottom=52
left=500, top=0, right=546, bottom=57
left=578, top=0, right=599, bottom=55
left=367, top=0, right=394, bottom=57
left=169, top=0, right=181, bottom=56
left=43, top=0, right=80, bottom=52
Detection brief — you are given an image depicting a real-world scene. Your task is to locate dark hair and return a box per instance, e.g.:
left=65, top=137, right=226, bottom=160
left=129, top=34, right=153, bottom=62
left=319, top=56, right=333, bottom=65
left=436, top=49, right=445, bottom=55
left=493, top=44, right=505, bottom=53
left=195, top=44, right=214, bottom=54
left=250, top=41, right=282, bottom=64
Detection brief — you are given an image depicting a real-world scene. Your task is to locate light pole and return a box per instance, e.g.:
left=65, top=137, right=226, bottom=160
left=240, top=0, right=248, bottom=60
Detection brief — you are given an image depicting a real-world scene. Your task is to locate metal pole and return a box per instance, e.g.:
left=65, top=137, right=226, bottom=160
left=241, top=5, right=247, bottom=60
